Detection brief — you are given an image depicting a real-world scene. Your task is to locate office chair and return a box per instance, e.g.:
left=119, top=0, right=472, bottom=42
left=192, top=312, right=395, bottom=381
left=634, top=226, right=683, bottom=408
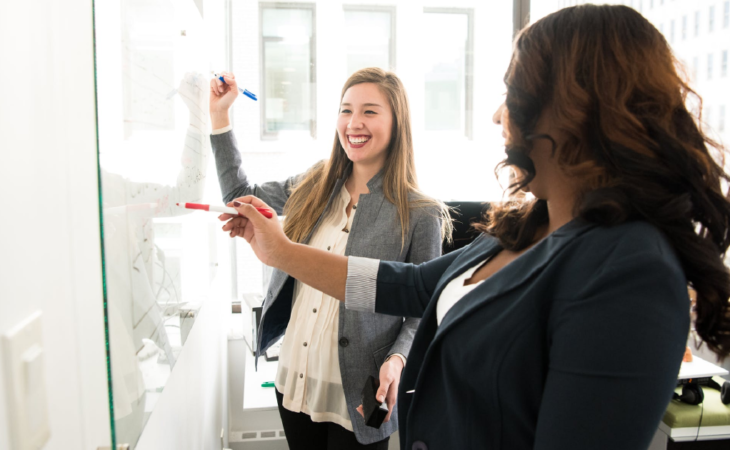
left=442, top=202, right=490, bottom=255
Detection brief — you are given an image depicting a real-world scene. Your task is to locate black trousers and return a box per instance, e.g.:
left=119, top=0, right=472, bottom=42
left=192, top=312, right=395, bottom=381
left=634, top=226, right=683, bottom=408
left=275, top=389, right=390, bottom=450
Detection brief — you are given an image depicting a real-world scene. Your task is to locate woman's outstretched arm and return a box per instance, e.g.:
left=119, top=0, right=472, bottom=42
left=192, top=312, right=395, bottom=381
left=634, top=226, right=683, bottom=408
left=223, top=195, right=350, bottom=300
left=224, top=196, right=466, bottom=315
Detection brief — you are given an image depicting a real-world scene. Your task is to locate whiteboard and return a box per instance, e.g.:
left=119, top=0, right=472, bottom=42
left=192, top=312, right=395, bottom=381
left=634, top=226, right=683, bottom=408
left=94, top=0, right=226, bottom=447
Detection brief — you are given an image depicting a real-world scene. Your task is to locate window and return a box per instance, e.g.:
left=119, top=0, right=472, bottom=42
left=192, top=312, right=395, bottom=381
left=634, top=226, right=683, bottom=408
left=660, top=23, right=664, bottom=34
left=725, top=1, right=730, bottom=28
left=709, top=53, right=714, bottom=80
left=706, top=107, right=713, bottom=129
left=710, top=5, right=715, bottom=32
left=720, top=105, right=726, bottom=132
left=343, top=6, right=395, bottom=76
left=693, top=56, right=699, bottom=80
left=423, top=8, right=474, bottom=139
left=260, top=3, right=316, bottom=138
left=682, top=15, right=687, bottom=40
left=723, top=50, right=728, bottom=77
left=695, top=10, right=700, bottom=36
left=670, top=19, right=675, bottom=43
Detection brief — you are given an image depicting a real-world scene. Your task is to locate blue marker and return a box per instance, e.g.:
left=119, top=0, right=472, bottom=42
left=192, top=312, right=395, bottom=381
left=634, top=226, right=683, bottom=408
left=214, top=73, right=257, bottom=101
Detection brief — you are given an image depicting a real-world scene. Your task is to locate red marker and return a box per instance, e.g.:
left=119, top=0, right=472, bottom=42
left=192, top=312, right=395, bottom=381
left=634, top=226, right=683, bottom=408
left=177, top=202, right=273, bottom=219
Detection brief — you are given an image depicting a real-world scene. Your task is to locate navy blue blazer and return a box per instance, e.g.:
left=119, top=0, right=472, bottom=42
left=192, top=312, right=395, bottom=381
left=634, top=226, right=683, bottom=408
left=373, top=219, right=689, bottom=450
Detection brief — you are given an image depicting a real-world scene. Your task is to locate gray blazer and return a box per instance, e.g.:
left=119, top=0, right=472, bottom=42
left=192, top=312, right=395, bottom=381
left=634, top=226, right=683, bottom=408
left=211, top=131, right=443, bottom=444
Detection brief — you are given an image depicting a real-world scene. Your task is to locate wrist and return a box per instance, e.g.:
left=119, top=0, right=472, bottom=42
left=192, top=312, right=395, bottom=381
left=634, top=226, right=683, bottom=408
left=386, top=354, right=405, bottom=370
left=272, top=239, right=296, bottom=271
left=211, top=111, right=230, bottom=130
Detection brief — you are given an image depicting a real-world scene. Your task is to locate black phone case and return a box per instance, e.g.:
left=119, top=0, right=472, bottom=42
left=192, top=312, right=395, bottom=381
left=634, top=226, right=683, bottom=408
left=361, top=375, right=389, bottom=429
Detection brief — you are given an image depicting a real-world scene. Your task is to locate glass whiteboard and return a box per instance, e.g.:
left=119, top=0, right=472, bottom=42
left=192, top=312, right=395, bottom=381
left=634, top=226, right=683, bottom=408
left=94, top=0, right=226, bottom=447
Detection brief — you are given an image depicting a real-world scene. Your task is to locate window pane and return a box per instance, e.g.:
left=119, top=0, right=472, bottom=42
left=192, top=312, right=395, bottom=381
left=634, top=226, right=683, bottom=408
left=423, top=12, right=469, bottom=134
left=344, top=9, right=392, bottom=75
left=262, top=7, right=314, bottom=135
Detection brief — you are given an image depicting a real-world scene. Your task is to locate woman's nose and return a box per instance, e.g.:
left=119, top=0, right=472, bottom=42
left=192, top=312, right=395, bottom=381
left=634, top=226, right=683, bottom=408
left=493, top=103, right=506, bottom=125
left=348, top=113, right=364, bottom=129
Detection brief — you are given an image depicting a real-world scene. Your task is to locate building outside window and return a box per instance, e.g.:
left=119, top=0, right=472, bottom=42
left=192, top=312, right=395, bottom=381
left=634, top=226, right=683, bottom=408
left=343, top=6, right=395, bottom=76
left=709, top=53, right=714, bottom=80
left=710, top=5, right=715, bottom=32
left=260, top=3, right=316, bottom=139
left=695, top=10, right=700, bottom=36
left=423, top=8, right=474, bottom=139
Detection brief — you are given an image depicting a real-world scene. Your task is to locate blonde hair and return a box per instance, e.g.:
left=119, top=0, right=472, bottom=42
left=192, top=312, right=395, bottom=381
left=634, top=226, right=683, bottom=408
left=282, top=67, right=451, bottom=247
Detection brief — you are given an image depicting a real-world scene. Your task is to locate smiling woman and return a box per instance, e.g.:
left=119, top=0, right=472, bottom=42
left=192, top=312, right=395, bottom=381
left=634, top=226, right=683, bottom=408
left=208, top=67, right=451, bottom=449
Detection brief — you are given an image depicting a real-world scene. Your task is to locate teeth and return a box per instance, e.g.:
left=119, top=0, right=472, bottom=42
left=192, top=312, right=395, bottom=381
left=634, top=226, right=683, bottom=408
left=348, top=136, right=370, bottom=144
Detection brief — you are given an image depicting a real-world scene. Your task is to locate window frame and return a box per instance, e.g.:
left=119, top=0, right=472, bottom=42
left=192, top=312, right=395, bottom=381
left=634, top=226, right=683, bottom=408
left=423, top=7, right=475, bottom=140
left=258, top=2, right=318, bottom=140
left=342, top=4, right=397, bottom=73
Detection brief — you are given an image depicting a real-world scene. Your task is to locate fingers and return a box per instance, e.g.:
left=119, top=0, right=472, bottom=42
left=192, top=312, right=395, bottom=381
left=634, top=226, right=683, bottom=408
left=214, top=73, right=225, bottom=94
left=376, top=380, right=390, bottom=404
left=230, top=195, right=273, bottom=210
left=221, top=216, right=248, bottom=231
left=384, top=380, right=398, bottom=422
left=210, top=77, right=223, bottom=97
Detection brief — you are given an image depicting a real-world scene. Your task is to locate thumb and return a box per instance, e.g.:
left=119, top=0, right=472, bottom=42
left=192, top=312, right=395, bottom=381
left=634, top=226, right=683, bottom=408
left=232, top=201, right=267, bottom=226
left=376, top=381, right=390, bottom=403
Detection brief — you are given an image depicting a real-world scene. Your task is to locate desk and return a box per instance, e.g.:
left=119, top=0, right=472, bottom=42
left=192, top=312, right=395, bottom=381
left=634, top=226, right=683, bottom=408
left=678, top=356, right=729, bottom=381
left=243, top=350, right=279, bottom=411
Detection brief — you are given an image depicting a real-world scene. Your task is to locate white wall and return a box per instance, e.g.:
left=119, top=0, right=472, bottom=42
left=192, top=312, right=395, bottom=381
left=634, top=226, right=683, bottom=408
left=0, top=0, right=112, bottom=449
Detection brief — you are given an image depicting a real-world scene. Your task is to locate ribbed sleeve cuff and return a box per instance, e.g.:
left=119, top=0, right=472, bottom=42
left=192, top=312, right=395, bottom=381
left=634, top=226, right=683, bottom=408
left=211, top=124, right=233, bottom=135
left=345, top=256, right=380, bottom=313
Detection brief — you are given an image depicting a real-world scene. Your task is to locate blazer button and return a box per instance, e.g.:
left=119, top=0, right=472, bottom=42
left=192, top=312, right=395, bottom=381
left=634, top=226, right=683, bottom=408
left=412, top=442, right=427, bottom=450
left=339, top=337, right=349, bottom=347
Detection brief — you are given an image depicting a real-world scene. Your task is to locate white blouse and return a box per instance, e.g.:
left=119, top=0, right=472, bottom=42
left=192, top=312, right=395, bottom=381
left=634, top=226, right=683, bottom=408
left=435, top=259, right=488, bottom=325
left=275, top=185, right=355, bottom=430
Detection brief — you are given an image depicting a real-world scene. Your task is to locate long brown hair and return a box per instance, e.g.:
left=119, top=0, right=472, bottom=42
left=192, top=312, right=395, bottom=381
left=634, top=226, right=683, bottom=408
left=479, top=5, right=730, bottom=357
left=283, top=68, right=451, bottom=247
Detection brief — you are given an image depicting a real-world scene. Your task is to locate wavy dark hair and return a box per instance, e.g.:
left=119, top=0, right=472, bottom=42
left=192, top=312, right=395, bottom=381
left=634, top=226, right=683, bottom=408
left=477, top=4, right=730, bottom=357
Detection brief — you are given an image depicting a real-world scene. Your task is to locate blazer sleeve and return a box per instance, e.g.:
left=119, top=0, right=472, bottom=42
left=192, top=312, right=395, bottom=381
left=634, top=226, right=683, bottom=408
left=533, top=250, right=690, bottom=450
left=387, top=211, right=443, bottom=360
left=210, top=130, right=300, bottom=213
left=346, top=243, right=467, bottom=318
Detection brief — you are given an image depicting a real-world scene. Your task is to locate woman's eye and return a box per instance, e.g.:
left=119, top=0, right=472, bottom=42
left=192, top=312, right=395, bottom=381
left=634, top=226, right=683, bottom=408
left=365, top=110, right=376, bottom=115
left=340, top=109, right=351, bottom=114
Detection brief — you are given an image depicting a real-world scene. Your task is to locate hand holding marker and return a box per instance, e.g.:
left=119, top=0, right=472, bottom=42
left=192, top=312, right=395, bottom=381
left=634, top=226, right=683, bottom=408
left=177, top=202, right=273, bottom=218
left=213, top=73, right=257, bottom=101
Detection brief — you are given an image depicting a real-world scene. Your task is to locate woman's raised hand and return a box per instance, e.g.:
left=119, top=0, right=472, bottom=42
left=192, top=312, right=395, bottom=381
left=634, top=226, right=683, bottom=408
left=210, top=71, right=239, bottom=129
left=219, top=196, right=289, bottom=267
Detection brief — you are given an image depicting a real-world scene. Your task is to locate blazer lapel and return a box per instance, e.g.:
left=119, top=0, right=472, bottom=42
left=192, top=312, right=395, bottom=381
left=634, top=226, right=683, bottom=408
left=399, top=235, right=501, bottom=390
left=433, top=219, right=594, bottom=340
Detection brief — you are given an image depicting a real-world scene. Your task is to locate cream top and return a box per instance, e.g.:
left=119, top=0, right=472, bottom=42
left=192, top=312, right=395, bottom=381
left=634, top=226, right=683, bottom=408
left=275, top=185, right=356, bottom=430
